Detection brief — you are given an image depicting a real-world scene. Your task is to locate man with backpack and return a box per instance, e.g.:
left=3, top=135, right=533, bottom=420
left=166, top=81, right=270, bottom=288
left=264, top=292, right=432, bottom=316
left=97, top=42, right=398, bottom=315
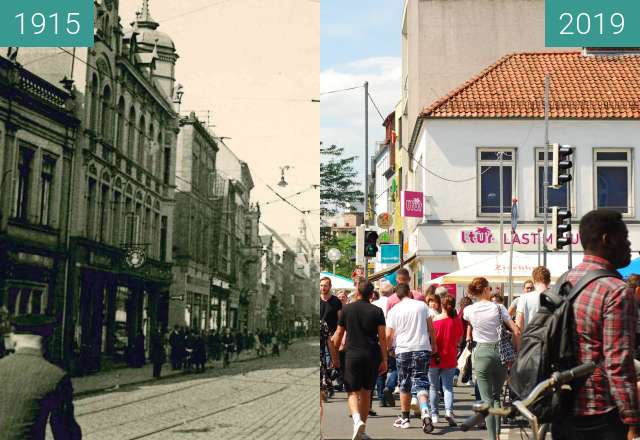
left=511, top=209, right=639, bottom=440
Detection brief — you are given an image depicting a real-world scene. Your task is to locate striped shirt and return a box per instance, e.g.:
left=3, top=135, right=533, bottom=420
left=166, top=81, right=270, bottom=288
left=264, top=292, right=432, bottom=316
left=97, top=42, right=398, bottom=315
left=566, top=255, right=639, bottom=425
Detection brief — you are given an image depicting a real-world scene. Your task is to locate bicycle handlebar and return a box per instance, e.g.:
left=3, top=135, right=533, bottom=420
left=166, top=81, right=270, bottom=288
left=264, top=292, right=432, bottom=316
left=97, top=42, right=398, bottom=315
left=552, top=362, right=596, bottom=386
left=461, top=362, right=596, bottom=430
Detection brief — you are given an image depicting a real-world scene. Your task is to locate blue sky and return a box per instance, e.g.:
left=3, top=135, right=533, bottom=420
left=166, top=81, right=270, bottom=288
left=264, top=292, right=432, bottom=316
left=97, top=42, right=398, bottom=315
left=321, top=1, right=402, bottom=69
left=321, top=1, right=404, bottom=189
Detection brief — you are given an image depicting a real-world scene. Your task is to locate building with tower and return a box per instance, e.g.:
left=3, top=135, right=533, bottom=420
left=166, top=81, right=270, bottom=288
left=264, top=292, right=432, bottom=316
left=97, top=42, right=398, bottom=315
left=16, top=0, right=180, bottom=372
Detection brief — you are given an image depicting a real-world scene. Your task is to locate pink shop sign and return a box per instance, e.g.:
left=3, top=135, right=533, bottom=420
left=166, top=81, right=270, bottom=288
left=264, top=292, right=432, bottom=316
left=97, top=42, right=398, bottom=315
left=460, top=226, right=580, bottom=246
left=401, top=191, right=424, bottom=218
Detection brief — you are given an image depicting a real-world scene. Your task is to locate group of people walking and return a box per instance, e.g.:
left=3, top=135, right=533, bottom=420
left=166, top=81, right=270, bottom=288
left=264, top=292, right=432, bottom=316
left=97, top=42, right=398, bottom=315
left=321, top=208, right=640, bottom=440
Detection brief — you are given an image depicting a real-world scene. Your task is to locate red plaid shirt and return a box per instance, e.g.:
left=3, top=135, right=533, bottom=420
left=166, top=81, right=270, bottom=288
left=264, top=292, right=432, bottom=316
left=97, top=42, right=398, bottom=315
left=566, top=255, right=639, bottom=424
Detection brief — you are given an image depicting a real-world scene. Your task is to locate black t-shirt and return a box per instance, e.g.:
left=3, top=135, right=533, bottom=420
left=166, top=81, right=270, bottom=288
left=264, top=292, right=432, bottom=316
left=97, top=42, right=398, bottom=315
left=320, top=295, right=342, bottom=334
left=338, top=299, right=385, bottom=359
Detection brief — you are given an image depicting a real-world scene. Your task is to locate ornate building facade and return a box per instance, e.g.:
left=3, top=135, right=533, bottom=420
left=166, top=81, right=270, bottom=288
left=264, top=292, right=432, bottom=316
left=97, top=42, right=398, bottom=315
left=0, top=57, right=80, bottom=363
left=17, top=0, right=179, bottom=371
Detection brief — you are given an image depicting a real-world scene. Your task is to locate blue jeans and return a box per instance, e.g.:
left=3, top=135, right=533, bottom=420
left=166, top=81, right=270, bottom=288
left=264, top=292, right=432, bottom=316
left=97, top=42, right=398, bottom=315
left=428, top=367, right=456, bottom=414
left=376, top=356, right=397, bottom=400
left=396, top=350, right=431, bottom=397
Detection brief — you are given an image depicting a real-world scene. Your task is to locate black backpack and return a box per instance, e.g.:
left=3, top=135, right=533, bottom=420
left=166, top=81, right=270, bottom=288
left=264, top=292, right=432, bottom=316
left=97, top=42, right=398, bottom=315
left=509, top=269, right=621, bottom=422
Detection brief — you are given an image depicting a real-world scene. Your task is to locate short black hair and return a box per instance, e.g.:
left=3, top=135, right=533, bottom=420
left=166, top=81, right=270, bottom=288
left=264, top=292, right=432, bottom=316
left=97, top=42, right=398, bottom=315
left=357, top=280, right=374, bottom=299
left=579, top=209, right=625, bottom=251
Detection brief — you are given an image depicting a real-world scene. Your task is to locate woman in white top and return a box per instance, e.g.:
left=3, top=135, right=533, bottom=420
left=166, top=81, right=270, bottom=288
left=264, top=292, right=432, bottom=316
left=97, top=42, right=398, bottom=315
left=463, top=277, right=520, bottom=440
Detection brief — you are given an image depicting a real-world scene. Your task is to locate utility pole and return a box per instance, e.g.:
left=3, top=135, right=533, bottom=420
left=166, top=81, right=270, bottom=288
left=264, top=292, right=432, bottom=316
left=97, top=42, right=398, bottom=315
left=543, top=74, right=550, bottom=266
left=364, top=81, right=369, bottom=280
left=498, top=152, right=504, bottom=252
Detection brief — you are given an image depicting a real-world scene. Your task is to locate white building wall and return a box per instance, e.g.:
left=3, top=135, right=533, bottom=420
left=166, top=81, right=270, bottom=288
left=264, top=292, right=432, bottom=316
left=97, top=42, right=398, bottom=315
left=407, top=118, right=640, bottom=293
left=416, top=119, right=640, bottom=223
left=374, top=148, right=390, bottom=217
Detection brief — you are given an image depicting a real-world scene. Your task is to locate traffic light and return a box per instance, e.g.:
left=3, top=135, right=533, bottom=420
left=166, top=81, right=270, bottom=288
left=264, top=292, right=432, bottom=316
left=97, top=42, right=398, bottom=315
left=364, top=230, right=379, bottom=258
left=551, top=206, right=572, bottom=250
left=552, top=143, right=573, bottom=188
left=351, top=225, right=365, bottom=265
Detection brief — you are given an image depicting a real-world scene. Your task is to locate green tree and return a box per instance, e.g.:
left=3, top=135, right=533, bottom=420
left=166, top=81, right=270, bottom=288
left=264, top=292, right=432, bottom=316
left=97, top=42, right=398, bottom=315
left=322, top=232, right=356, bottom=278
left=320, top=143, right=363, bottom=217
left=320, top=142, right=363, bottom=273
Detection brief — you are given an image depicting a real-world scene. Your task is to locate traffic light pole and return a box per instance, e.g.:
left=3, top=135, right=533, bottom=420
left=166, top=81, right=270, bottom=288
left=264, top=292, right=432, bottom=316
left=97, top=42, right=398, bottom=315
left=543, top=75, right=550, bottom=267
left=567, top=178, right=572, bottom=269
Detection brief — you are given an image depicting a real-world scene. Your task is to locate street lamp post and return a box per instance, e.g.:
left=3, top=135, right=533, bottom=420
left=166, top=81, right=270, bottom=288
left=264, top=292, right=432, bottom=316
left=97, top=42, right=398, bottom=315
left=327, top=247, right=342, bottom=274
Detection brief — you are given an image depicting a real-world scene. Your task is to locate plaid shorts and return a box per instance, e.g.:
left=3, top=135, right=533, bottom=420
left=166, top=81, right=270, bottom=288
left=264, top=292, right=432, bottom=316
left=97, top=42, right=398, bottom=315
left=396, top=350, right=431, bottom=395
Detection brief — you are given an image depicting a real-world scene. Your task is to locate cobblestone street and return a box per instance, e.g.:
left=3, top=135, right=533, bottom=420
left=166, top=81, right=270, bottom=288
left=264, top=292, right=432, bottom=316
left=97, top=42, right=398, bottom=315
left=48, top=340, right=318, bottom=440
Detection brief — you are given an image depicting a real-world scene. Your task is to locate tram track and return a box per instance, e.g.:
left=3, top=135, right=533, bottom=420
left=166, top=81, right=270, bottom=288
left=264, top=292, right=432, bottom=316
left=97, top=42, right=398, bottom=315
left=125, top=367, right=318, bottom=439
left=76, top=366, right=316, bottom=417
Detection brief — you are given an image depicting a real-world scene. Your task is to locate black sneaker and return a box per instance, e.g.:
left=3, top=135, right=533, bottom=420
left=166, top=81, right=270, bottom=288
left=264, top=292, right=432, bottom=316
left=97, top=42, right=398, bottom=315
left=368, top=410, right=377, bottom=417
left=422, top=414, right=434, bottom=434
left=383, top=388, right=395, bottom=407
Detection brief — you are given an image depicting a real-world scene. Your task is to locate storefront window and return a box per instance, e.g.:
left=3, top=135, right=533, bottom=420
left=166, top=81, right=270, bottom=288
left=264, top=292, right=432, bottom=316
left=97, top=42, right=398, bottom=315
left=114, top=287, right=128, bottom=359
left=220, top=299, right=227, bottom=329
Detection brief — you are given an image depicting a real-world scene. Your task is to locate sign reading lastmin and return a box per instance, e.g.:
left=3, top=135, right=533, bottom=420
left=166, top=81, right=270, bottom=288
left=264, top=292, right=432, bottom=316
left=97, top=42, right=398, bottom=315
left=0, top=0, right=93, bottom=47
left=546, top=0, right=640, bottom=47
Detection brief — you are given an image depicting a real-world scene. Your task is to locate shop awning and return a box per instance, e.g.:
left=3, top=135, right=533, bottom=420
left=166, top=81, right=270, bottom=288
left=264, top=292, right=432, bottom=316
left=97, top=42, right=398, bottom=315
left=369, top=253, right=417, bottom=282
left=428, top=251, right=584, bottom=284
left=320, top=272, right=355, bottom=290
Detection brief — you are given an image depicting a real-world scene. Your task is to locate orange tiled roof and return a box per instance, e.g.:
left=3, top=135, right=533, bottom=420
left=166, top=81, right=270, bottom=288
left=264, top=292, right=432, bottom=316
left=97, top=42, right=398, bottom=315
left=421, top=51, right=640, bottom=119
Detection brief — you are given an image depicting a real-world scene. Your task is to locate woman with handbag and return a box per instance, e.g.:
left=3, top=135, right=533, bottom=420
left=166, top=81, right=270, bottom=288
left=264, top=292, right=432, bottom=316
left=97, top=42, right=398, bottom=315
left=463, top=277, right=520, bottom=440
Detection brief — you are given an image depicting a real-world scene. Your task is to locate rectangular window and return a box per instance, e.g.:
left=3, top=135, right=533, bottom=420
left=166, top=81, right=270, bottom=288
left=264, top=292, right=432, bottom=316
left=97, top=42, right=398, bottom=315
left=160, top=216, right=168, bottom=262
left=535, top=149, right=568, bottom=215
left=15, top=147, right=34, bottom=221
left=594, top=148, right=632, bottom=214
left=86, top=178, right=97, bottom=238
left=112, top=191, right=121, bottom=245
left=163, top=148, right=171, bottom=185
left=477, top=148, right=515, bottom=215
left=39, top=156, right=55, bottom=226
left=99, top=185, right=109, bottom=242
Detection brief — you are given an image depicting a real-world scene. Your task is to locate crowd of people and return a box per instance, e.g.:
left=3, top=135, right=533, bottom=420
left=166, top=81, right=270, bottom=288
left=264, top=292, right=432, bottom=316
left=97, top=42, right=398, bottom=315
left=320, top=208, right=640, bottom=440
left=165, top=326, right=291, bottom=374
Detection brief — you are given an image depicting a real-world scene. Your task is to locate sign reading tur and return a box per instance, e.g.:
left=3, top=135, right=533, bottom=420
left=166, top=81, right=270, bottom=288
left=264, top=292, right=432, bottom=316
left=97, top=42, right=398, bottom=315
left=401, top=190, right=424, bottom=218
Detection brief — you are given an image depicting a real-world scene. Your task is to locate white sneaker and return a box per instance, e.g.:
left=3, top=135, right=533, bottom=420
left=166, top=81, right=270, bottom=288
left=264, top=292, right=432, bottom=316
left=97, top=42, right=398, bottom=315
left=393, top=386, right=400, bottom=395
left=410, top=397, right=420, bottom=418
left=361, top=433, right=372, bottom=440
left=431, top=414, right=439, bottom=424
left=352, top=421, right=365, bottom=440
left=393, top=416, right=410, bottom=429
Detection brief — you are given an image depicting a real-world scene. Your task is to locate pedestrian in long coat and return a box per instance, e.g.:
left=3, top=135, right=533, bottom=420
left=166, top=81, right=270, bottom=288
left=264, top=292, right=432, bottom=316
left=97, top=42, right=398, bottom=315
left=150, top=330, right=166, bottom=379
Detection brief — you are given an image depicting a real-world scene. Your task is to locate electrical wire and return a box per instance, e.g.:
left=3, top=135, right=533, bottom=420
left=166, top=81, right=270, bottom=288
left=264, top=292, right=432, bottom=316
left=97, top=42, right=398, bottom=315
left=320, top=85, right=363, bottom=95
left=367, top=90, right=497, bottom=183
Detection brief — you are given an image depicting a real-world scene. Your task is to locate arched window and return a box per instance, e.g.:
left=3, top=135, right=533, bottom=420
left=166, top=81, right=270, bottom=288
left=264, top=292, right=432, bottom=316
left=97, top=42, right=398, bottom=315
left=116, top=97, right=125, bottom=149
left=101, top=85, right=112, bottom=141
left=89, top=74, right=99, bottom=131
left=127, top=106, right=136, bottom=158
left=137, top=115, right=146, bottom=164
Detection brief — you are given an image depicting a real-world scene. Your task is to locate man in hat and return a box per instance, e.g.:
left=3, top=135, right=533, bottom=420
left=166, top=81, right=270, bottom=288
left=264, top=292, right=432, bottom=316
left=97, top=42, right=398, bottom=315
left=0, top=314, right=82, bottom=439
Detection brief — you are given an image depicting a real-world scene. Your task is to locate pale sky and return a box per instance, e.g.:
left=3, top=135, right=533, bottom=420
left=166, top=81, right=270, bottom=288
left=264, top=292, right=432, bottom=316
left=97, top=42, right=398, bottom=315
left=320, top=0, right=402, bottom=189
left=120, top=0, right=320, bottom=244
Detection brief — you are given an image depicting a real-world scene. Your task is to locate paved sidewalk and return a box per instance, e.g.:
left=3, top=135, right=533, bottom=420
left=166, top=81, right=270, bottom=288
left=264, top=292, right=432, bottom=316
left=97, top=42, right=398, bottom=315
left=322, top=383, right=492, bottom=440
left=72, top=348, right=273, bottom=397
